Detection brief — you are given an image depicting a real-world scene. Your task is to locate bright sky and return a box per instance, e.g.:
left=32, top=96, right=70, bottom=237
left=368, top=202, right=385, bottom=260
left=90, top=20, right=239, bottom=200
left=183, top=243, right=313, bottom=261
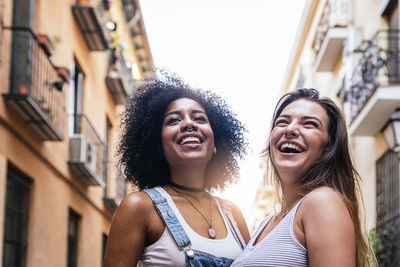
left=139, top=0, right=306, bottom=220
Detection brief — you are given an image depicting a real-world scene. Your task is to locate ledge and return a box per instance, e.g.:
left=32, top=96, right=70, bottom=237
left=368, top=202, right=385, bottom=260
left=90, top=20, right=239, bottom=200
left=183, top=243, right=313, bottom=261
left=314, top=27, right=347, bottom=72
left=349, top=86, right=400, bottom=136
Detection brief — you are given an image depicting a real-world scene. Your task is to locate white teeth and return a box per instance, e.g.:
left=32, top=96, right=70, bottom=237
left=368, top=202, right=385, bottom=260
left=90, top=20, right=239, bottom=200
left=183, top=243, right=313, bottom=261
left=280, top=143, right=303, bottom=152
left=180, top=136, right=201, bottom=145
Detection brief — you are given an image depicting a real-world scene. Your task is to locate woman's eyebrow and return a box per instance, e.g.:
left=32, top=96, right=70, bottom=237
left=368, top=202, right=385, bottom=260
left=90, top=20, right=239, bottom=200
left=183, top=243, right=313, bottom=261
left=277, top=114, right=290, bottom=119
left=301, top=115, right=323, bottom=126
left=192, top=109, right=206, bottom=115
left=163, top=110, right=181, bottom=118
left=277, top=114, right=323, bottom=126
left=164, top=109, right=206, bottom=118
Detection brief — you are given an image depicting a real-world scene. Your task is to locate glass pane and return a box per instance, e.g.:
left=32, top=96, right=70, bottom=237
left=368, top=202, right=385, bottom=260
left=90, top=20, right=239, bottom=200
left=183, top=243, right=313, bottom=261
left=2, top=170, right=30, bottom=267
left=67, top=211, right=80, bottom=267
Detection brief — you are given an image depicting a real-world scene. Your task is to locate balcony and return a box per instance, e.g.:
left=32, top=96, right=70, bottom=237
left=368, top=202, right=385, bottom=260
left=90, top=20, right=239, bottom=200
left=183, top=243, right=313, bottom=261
left=104, top=165, right=127, bottom=211
left=105, top=50, right=135, bottom=104
left=121, top=0, right=138, bottom=22
left=120, top=0, right=154, bottom=78
left=313, top=0, right=350, bottom=71
left=347, top=30, right=400, bottom=136
left=71, top=0, right=111, bottom=51
left=3, top=28, right=67, bottom=140
left=69, top=114, right=106, bottom=186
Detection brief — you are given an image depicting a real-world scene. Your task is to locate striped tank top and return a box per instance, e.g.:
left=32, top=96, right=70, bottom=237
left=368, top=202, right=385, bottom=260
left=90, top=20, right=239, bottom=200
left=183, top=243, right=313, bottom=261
left=231, top=196, right=308, bottom=266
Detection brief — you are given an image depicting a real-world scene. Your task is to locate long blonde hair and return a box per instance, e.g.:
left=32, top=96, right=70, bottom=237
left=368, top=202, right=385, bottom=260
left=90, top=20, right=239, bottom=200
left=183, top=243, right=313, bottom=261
left=264, top=89, right=374, bottom=267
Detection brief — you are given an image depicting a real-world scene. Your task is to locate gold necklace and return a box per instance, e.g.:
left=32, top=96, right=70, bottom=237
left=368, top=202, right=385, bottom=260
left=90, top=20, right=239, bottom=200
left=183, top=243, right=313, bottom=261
left=170, top=186, right=216, bottom=239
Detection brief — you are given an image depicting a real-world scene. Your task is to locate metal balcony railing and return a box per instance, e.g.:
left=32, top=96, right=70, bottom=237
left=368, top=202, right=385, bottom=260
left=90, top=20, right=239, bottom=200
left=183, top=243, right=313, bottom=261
left=69, top=114, right=106, bottom=186
left=105, top=50, right=135, bottom=104
left=313, top=0, right=350, bottom=55
left=3, top=27, right=67, bottom=140
left=121, top=0, right=138, bottom=22
left=347, top=30, right=400, bottom=121
left=72, top=0, right=112, bottom=51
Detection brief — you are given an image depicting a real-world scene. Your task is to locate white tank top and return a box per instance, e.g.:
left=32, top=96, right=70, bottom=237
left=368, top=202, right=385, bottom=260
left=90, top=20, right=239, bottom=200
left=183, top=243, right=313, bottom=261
left=231, top=196, right=308, bottom=266
left=140, top=187, right=243, bottom=266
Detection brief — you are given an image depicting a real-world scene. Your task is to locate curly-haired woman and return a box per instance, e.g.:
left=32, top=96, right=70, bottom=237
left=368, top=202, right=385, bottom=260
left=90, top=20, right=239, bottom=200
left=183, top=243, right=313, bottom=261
left=232, top=88, right=372, bottom=267
left=103, top=74, right=250, bottom=267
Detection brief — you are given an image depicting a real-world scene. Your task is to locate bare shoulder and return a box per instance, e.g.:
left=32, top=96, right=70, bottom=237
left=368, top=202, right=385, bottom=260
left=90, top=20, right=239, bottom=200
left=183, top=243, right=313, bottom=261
left=299, top=186, right=353, bottom=234
left=215, top=196, right=250, bottom=243
left=298, top=188, right=356, bottom=266
left=215, top=196, right=238, bottom=212
left=104, top=191, right=155, bottom=267
left=301, top=187, right=348, bottom=216
left=120, top=191, right=153, bottom=207
left=214, top=196, right=243, bottom=218
left=113, top=191, right=155, bottom=226
left=118, top=191, right=153, bottom=213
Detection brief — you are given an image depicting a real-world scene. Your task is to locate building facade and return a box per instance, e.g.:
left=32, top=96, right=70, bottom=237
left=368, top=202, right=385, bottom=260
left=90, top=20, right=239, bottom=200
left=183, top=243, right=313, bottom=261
left=0, top=0, right=153, bottom=266
left=276, top=0, right=400, bottom=265
left=247, top=170, right=275, bottom=234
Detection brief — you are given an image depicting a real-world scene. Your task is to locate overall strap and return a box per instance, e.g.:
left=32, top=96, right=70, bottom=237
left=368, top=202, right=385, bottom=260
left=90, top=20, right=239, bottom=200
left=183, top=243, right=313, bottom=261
left=219, top=200, right=246, bottom=250
left=144, top=188, right=191, bottom=249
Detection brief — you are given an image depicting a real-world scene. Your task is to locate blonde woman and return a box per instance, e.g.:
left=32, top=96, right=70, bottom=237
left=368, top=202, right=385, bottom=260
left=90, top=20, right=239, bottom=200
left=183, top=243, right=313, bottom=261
left=232, top=88, right=371, bottom=267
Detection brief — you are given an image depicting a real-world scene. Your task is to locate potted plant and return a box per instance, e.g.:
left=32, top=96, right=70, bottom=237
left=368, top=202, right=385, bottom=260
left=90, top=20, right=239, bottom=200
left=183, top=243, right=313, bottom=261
left=77, top=0, right=89, bottom=6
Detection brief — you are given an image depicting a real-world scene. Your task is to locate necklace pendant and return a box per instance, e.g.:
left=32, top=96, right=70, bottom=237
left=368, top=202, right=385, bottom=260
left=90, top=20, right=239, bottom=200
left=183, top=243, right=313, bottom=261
left=208, top=228, right=216, bottom=239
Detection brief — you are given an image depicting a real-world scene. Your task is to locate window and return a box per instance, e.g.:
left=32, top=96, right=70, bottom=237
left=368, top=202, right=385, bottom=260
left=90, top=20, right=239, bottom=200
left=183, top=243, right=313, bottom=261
left=67, top=209, right=80, bottom=267
left=69, top=60, right=84, bottom=136
left=2, top=168, right=31, bottom=267
left=376, top=150, right=400, bottom=266
left=384, top=1, right=400, bottom=83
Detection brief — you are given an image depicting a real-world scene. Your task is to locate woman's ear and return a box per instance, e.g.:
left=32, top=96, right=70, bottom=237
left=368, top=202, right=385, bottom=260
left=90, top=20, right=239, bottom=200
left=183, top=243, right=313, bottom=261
left=213, top=146, right=217, bottom=154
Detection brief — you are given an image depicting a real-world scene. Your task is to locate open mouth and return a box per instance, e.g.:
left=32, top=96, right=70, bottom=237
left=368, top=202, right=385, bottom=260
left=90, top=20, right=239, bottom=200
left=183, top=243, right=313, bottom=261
left=279, top=143, right=304, bottom=153
left=179, top=136, right=202, bottom=145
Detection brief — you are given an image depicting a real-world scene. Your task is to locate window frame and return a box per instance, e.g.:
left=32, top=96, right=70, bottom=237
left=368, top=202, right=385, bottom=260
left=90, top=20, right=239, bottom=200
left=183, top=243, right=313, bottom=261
left=2, top=167, right=31, bottom=267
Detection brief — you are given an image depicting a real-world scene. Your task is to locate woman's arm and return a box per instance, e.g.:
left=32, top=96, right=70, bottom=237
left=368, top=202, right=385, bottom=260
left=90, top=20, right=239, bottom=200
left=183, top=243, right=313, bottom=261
left=103, top=192, right=153, bottom=267
left=301, top=187, right=356, bottom=267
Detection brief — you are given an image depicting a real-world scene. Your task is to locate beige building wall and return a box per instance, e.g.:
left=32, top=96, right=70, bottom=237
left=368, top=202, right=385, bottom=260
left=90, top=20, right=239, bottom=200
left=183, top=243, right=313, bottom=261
left=0, top=0, right=153, bottom=266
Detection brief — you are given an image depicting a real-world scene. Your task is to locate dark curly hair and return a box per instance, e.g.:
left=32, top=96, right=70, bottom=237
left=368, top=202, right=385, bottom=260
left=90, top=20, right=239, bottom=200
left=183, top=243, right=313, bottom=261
left=117, top=73, right=246, bottom=191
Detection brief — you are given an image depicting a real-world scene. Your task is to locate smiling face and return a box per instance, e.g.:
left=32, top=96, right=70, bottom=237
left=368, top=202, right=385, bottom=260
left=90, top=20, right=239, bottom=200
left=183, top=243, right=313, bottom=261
left=270, top=99, right=329, bottom=185
left=162, top=98, right=216, bottom=169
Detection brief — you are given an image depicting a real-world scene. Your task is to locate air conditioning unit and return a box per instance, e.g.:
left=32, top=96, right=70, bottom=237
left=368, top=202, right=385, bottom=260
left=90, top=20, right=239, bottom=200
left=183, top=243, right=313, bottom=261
left=69, top=134, right=100, bottom=185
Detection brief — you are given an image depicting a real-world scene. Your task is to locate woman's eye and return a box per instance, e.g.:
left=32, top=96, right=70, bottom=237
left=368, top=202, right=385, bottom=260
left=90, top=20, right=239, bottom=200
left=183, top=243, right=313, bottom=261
left=305, top=121, right=319, bottom=127
left=275, top=119, right=288, bottom=126
left=194, top=116, right=207, bottom=122
left=166, top=117, right=179, bottom=124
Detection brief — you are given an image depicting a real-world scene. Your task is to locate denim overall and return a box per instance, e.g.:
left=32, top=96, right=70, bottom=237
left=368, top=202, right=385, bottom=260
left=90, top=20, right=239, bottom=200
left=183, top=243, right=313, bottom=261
left=144, top=188, right=245, bottom=267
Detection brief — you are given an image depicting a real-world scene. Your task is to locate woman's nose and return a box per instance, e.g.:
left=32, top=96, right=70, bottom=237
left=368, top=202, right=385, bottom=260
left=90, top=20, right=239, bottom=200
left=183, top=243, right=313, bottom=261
left=180, top=119, right=197, bottom=132
left=284, top=122, right=299, bottom=138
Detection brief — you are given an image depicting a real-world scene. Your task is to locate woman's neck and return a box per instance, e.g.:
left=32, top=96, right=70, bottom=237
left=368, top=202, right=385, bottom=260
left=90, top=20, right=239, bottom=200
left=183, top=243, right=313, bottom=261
left=169, top=166, right=206, bottom=191
left=281, top=183, right=302, bottom=214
